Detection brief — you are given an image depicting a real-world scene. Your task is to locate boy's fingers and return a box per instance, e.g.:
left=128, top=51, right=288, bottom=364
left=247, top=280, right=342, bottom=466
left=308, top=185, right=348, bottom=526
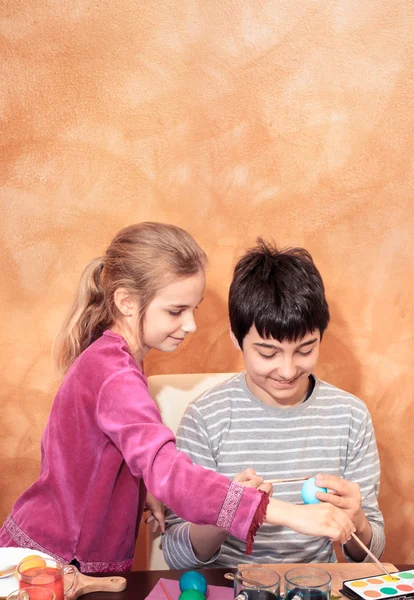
left=316, top=474, right=347, bottom=495
left=325, top=524, right=346, bottom=543
left=316, top=491, right=344, bottom=506
left=317, top=491, right=353, bottom=512
left=332, top=509, right=355, bottom=540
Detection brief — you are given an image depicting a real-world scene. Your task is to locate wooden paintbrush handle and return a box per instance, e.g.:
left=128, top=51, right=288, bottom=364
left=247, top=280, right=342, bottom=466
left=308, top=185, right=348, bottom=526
left=350, top=532, right=395, bottom=578
left=263, top=476, right=311, bottom=484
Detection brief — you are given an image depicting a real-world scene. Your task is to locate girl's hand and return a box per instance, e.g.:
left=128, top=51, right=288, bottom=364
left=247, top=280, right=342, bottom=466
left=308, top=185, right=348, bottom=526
left=144, top=493, right=166, bottom=534
left=233, top=468, right=273, bottom=496
left=314, top=474, right=364, bottom=529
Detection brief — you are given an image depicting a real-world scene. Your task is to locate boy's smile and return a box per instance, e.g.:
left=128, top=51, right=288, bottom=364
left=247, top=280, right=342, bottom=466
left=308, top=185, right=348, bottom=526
left=237, top=326, right=321, bottom=407
left=269, top=373, right=303, bottom=388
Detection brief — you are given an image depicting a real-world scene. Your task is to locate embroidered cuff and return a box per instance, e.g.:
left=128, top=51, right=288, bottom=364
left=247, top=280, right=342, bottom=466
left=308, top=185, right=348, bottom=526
left=217, top=481, right=244, bottom=531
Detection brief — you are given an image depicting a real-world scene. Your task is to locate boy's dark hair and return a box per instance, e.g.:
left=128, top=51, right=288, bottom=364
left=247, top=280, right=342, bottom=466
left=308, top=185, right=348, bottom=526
left=229, top=239, right=330, bottom=347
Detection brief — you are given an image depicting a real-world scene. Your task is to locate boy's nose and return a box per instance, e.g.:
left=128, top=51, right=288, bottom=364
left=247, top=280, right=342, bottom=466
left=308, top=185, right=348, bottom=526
left=278, top=358, right=296, bottom=381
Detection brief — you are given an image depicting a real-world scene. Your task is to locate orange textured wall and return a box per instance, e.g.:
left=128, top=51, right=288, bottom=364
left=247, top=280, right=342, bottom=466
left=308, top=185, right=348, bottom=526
left=0, top=0, right=413, bottom=566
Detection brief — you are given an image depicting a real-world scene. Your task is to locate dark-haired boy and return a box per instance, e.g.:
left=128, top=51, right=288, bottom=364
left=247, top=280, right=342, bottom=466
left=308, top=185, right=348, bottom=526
left=163, top=241, right=384, bottom=568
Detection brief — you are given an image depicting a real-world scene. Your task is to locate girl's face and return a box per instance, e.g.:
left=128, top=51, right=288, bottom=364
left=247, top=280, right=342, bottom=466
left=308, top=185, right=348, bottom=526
left=142, top=271, right=205, bottom=353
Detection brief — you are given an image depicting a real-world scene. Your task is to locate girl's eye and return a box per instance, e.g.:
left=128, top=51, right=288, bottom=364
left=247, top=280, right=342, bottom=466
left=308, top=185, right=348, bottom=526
left=168, top=310, right=183, bottom=317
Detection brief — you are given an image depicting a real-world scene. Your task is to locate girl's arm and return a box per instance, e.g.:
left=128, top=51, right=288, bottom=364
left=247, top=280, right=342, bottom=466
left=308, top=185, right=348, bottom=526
left=97, top=368, right=266, bottom=545
left=97, top=368, right=355, bottom=549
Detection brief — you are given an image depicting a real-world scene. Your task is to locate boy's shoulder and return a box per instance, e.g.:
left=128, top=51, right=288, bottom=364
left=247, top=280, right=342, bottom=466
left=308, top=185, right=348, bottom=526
left=315, top=377, right=370, bottom=414
left=189, top=372, right=246, bottom=414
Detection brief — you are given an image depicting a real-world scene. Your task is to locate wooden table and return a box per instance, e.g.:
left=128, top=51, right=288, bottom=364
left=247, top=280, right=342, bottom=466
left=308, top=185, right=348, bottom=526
left=88, top=564, right=413, bottom=600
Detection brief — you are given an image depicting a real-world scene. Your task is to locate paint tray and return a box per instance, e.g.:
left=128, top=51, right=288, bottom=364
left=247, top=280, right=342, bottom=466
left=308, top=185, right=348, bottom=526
left=341, top=570, right=414, bottom=600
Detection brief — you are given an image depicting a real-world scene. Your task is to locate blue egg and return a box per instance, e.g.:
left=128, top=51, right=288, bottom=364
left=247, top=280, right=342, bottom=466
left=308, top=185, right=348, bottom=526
left=179, top=571, right=208, bottom=596
left=301, top=477, right=328, bottom=504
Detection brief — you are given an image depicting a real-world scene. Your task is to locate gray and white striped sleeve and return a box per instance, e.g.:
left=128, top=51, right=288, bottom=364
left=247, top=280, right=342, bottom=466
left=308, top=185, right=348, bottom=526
left=162, top=401, right=223, bottom=569
left=343, top=404, right=385, bottom=561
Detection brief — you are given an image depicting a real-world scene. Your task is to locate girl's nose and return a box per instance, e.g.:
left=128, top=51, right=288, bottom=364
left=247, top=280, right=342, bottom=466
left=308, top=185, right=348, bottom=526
left=181, top=313, right=196, bottom=333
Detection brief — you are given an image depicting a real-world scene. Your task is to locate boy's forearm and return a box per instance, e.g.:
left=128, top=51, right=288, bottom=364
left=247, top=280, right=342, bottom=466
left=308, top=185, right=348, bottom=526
left=189, top=524, right=228, bottom=562
left=344, top=514, right=373, bottom=561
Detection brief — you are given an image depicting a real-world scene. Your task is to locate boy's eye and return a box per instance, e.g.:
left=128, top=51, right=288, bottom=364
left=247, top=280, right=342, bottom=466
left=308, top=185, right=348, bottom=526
left=259, top=353, right=277, bottom=360
left=297, top=348, right=313, bottom=356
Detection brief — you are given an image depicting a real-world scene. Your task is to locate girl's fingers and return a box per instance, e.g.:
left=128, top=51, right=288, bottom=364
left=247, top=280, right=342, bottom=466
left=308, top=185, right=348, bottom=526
left=156, top=513, right=166, bottom=533
left=242, top=467, right=258, bottom=479
left=258, top=483, right=274, bottom=495
left=152, top=520, right=160, bottom=533
left=146, top=512, right=165, bottom=533
left=244, top=476, right=264, bottom=488
left=234, top=468, right=262, bottom=486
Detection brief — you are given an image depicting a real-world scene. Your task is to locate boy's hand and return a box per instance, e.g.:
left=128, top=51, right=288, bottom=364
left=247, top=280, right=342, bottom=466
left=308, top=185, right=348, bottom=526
left=144, top=493, right=166, bottom=534
left=314, top=474, right=365, bottom=529
left=233, top=468, right=273, bottom=496
left=286, top=502, right=356, bottom=544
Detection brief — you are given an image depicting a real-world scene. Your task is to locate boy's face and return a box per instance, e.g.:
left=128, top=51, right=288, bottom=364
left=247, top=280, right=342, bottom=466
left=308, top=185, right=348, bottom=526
left=237, top=325, right=320, bottom=407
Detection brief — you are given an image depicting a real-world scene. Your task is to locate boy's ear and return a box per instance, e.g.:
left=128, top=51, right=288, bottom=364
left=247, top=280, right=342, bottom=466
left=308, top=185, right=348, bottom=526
left=229, top=329, right=242, bottom=351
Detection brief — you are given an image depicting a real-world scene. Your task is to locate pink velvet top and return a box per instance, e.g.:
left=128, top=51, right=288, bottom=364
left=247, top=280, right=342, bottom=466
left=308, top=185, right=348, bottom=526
left=3, top=331, right=267, bottom=572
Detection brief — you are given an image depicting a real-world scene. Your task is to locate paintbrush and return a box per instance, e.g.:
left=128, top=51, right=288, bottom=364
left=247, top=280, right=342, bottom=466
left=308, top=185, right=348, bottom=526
left=350, top=532, right=398, bottom=580
left=263, top=476, right=311, bottom=484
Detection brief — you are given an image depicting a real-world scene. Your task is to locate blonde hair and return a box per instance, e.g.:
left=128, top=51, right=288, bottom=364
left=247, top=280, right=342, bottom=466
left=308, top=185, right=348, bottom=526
left=54, top=222, right=207, bottom=376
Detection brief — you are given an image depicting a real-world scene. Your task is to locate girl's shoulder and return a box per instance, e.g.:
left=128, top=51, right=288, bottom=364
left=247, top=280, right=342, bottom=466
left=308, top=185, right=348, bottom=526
left=71, top=330, right=142, bottom=385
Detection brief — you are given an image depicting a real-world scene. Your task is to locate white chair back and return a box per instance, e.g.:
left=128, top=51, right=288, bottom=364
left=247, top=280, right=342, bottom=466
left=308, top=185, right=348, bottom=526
left=146, top=372, right=236, bottom=570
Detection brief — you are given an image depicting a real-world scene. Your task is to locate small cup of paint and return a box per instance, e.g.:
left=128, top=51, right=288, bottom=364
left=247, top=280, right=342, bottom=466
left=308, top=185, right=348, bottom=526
left=284, top=566, right=331, bottom=600
left=234, top=567, right=280, bottom=599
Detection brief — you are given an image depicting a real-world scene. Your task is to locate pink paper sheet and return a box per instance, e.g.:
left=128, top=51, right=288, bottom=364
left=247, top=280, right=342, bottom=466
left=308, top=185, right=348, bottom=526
left=145, top=577, right=234, bottom=600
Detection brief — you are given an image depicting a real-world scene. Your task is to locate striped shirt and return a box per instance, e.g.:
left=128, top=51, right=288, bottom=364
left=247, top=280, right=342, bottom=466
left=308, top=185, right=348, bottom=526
left=162, top=373, right=385, bottom=568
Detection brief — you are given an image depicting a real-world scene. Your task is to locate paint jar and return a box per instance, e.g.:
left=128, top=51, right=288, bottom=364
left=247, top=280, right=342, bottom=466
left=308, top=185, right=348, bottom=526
left=284, top=567, right=332, bottom=600
left=234, top=567, right=280, bottom=599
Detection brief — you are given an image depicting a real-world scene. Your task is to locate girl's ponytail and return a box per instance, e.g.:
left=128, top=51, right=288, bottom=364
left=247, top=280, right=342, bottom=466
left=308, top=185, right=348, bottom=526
left=53, top=256, right=111, bottom=376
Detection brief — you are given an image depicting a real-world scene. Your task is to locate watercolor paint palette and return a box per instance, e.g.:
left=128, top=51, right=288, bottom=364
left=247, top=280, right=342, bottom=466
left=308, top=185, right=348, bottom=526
left=341, top=570, right=414, bottom=600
